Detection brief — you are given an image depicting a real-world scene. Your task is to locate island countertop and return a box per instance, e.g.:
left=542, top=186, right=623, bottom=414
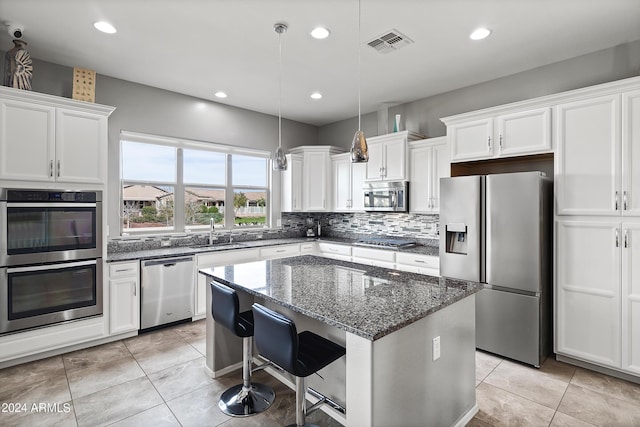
left=200, top=254, right=482, bottom=340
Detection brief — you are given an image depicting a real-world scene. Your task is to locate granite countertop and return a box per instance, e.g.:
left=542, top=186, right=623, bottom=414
left=200, top=255, right=481, bottom=341
left=107, top=236, right=438, bottom=262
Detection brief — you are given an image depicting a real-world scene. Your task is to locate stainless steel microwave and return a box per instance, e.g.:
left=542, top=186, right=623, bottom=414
left=363, top=181, right=409, bottom=212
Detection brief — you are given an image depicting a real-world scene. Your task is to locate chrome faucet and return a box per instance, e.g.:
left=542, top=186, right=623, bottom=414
left=209, top=218, right=215, bottom=245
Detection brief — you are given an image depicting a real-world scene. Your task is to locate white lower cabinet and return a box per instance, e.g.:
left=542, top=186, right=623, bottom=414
left=395, top=252, right=439, bottom=276
left=260, top=244, right=300, bottom=259
left=317, top=242, right=352, bottom=262
left=556, top=219, right=640, bottom=374
left=351, top=247, right=395, bottom=269
left=300, top=242, right=316, bottom=254
left=195, top=248, right=261, bottom=318
left=109, top=261, right=140, bottom=335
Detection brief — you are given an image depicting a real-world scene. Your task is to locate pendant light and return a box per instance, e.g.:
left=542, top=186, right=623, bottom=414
left=350, top=0, right=368, bottom=163
left=272, top=23, right=288, bottom=171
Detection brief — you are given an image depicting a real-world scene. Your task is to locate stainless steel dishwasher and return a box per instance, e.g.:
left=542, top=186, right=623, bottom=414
left=141, top=256, right=194, bottom=330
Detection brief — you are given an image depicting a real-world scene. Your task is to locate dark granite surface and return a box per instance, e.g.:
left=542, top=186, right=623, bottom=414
left=200, top=255, right=481, bottom=341
left=107, top=236, right=438, bottom=262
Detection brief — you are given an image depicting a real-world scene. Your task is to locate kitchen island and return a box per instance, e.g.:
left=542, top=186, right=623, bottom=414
left=200, top=255, right=482, bottom=427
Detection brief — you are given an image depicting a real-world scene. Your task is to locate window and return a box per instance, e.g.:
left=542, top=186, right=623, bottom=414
left=120, top=132, right=270, bottom=234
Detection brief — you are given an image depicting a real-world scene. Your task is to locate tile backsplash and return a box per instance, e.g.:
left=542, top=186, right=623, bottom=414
left=108, top=212, right=439, bottom=253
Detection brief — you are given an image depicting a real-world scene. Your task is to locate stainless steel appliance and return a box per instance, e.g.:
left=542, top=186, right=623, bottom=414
left=439, top=172, right=552, bottom=367
left=141, top=256, right=194, bottom=330
left=0, top=189, right=103, bottom=334
left=363, top=181, right=408, bottom=212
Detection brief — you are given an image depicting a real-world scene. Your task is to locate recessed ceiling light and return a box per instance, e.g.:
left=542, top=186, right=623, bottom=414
left=470, top=27, right=491, bottom=40
left=310, top=92, right=323, bottom=100
left=310, top=26, right=330, bottom=39
left=214, top=91, right=228, bottom=98
left=93, top=21, right=117, bottom=34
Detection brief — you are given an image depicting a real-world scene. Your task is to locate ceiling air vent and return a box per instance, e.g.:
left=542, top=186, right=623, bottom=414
left=367, top=29, right=414, bottom=54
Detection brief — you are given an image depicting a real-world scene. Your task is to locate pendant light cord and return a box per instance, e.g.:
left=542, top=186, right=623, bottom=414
left=357, top=0, right=362, bottom=132
left=278, top=29, right=283, bottom=149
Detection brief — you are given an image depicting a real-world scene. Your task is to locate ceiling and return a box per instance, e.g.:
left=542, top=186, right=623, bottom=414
left=1, top=0, right=640, bottom=126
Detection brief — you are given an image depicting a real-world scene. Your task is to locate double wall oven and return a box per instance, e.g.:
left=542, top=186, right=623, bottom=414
left=0, top=189, right=103, bottom=334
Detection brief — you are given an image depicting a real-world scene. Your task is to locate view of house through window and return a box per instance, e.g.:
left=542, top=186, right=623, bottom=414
left=120, top=134, right=269, bottom=233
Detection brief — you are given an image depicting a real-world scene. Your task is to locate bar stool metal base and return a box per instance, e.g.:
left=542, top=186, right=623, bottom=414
left=218, top=382, right=275, bottom=417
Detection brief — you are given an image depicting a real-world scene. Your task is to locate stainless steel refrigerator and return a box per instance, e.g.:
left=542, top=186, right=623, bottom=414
left=439, top=171, right=552, bottom=367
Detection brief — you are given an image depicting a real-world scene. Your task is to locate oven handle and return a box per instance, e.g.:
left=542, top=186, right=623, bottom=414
left=6, top=202, right=98, bottom=208
left=7, top=259, right=98, bottom=274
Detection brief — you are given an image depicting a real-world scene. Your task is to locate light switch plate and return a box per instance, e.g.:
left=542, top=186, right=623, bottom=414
left=432, top=336, right=441, bottom=361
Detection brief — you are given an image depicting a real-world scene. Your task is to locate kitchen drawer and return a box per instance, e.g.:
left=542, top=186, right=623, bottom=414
left=300, top=242, right=316, bottom=254
left=395, top=252, right=439, bottom=269
left=351, top=247, right=395, bottom=263
left=318, top=242, right=352, bottom=257
left=197, top=248, right=261, bottom=267
left=352, top=257, right=395, bottom=269
left=109, top=261, right=139, bottom=278
left=261, top=244, right=300, bottom=259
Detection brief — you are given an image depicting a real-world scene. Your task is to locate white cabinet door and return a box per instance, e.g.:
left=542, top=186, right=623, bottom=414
left=556, top=220, right=621, bottom=368
left=622, top=224, right=640, bottom=374
left=365, top=141, right=385, bottom=181
left=0, top=99, right=55, bottom=181
left=56, top=109, right=107, bottom=184
left=109, top=261, right=140, bottom=335
left=383, top=138, right=406, bottom=181
left=449, top=118, right=493, bottom=162
left=303, top=151, right=330, bottom=211
left=281, top=154, right=303, bottom=212
left=260, top=244, right=300, bottom=259
left=622, top=90, right=640, bottom=216
left=556, top=94, right=621, bottom=216
left=351, top=162, right=366, bottom=211
left=333, top=155, right=352, bottom=211
left=497, top=107, right=551, bottom=157
left=409, top=137, right=449, bottom=213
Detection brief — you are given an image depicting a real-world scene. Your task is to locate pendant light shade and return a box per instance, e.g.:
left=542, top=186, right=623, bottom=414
left=350, top=0, right=368, bottom=163
left=272, top=23, right=288, bottom=171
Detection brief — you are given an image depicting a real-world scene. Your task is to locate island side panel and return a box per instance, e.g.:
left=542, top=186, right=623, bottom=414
left=346, top=333, right=374, bottom=426
left=371, top=295, right=477, bottom=427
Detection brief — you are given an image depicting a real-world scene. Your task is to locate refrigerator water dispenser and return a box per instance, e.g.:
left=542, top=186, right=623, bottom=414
left=445, top=223, right=467, bottom=254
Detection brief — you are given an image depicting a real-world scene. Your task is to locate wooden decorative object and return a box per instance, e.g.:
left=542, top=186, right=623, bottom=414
left=72, top=67, right=96, bottom=102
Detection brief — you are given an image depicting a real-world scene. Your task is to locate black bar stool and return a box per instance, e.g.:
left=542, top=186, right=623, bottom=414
left=252, top=303, right=346, bottom=427
left=210, top=282, right=275, bottom=417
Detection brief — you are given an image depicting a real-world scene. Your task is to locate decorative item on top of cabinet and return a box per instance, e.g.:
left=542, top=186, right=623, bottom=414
left=442, top=107, right=551, bottom=163
left=365, top=130, right=424, bottom=182
left=409, top=137, right=450, bottom=213
left=72, top=67, right=96, bottom=102
left=3, top=39, right=32, bottom=91
left=289, top=146, right=345, bottom=212
left=0, top=86, right=114, bottom=184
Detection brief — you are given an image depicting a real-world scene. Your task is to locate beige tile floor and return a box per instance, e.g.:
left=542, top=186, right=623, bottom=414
left=0, top=319, right=639, bottom=426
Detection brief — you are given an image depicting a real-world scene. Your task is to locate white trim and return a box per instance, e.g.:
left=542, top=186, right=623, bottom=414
left=0, top=86, right=115, bottom=116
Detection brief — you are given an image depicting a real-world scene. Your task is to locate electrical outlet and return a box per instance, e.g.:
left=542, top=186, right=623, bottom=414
left=276, top=219, right=282, bottom=227
left=161, top=240, right=171, bottom=247
left=432, top=336, right=441, bottom=361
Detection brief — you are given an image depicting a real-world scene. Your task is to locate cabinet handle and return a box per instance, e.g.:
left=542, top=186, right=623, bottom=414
left=133, top=283, right=136, bottom=297
left=615, top=191, right=619, bottom=211
left=414, top=259, right=426, bottom=264
left=499, top=134, right=503, bottom=150
left=57, top=160, right=61, bottom=177
left=623, top=191, right=628, bottom=211
left=50, top=160, right=53, bottom=177
left=276, top=249, right=285, bottom=253
left=487, top=136, right=491, bottom=150
left=624, top=229, right=629, bottom=249
left=615, top=228, right=620, bottom=248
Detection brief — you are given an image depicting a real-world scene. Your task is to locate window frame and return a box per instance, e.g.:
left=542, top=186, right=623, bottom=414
left=119, top=131, right=271, bottom=235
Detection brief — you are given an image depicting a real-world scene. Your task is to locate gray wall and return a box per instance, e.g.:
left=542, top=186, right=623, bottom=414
left=319, top=40, right=640, bottom=147
left=0, top=54, right=318, bottom=235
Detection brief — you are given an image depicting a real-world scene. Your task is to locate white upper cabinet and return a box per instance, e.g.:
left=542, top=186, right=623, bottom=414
left=0, top=87, right=114, bottom=185
left=409, top=137, right=450, bottom=213
left=556, top=94, right=622, bottom=216
left=445, top=107, right=551, bottom=162
left=288, top=146, right=344, bottom=212
left=281, top=154, right=303, bottom=212
left=332, top=153, right=366, bottom=211
left=622, top=89, right=640, bottom=216
left=365, top=131, right=424, bottom=181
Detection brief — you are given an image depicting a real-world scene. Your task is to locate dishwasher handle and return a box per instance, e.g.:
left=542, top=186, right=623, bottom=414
left=143, top=256, right=193, bottom=267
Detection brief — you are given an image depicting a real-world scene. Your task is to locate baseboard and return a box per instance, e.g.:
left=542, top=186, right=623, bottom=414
left=454, top=403, right=479, bottom=427
left=556, top=354, right=640, bottom=385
